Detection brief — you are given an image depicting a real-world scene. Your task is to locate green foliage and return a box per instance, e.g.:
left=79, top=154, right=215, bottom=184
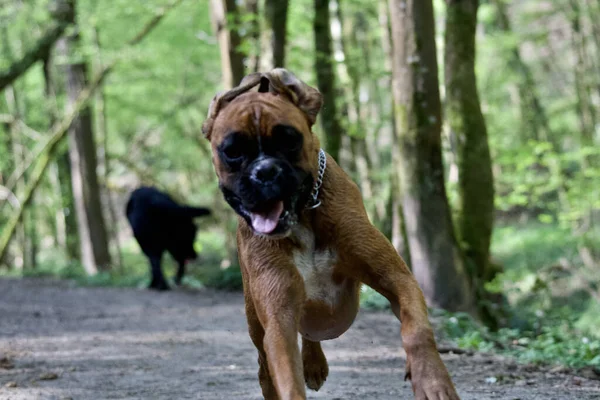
left=195, top=264, right=243, bottom=291
left=490, top=221, right=600, bottom=356
left=440, top=309, right=600, bottom=369
left=0, top=230, right=241, bottom=290
left=359, top=286, right=390, bottom=310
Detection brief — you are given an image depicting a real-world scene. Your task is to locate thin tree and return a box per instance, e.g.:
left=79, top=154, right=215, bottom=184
left=244, top=0, right=261, bottom=72
left=332, top=0, right=375, bottom=218
left=445, top=0, right=498, bottom=324
left=261, top=0, right=289, bottom=69
left=568, top=0, right=598, bottom=149
left=209, top=0, right=246, bottom=88
left=378, top=0, right=410, bottom=261
left=314, top=0, right=343, bottom=162
left=58, top=0, right=111, bottom=274
left=493, top=0, right=552, bottom=143
left=209, top=0, right=248, bottom=268
left=4, top=88, right=28, bottom=270
left=387, top=0, right=474, bottom=312
left=43, top=51, right=81, bottom=260
left=92, top=24, right=123, bottom=270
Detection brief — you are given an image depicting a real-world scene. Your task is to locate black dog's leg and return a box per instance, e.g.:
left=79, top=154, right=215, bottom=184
left=174, top=261, right=185, bottom=286
left=148, top=255, right=170, bottom=291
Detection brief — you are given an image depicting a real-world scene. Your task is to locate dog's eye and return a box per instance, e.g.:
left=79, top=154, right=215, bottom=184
left=271, top=125, right=303, bottom=154
left=219, top=133, right=252, bottom=163
left=223, top=143, right=243, bottom=160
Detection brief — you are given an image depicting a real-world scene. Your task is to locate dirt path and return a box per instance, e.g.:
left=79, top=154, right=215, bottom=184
left=0, top=278, right=598, bottom=400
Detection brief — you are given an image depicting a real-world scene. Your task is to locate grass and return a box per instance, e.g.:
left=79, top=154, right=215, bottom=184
left=490, top=221, right=599, bottom=332
left=439, top=221, right=600, bottom=370
left=438, top=308, right=600, bottom=370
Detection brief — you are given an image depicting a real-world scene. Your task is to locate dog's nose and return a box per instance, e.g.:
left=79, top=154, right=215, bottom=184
left=252, top=160, right=282, bottom=184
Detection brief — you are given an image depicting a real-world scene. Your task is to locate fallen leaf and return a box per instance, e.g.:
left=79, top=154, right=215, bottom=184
left=0, top=356, right=14, bottom=369
left=39, top=372, right=59, bottom=380
left=579, top=367, right=600, bottom=381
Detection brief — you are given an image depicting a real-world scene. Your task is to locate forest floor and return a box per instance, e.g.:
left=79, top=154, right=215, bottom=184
left=0, top=277, right=599, bottom=400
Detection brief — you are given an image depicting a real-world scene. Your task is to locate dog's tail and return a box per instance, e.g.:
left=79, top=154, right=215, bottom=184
left=183, top=206, right=212, bottom=218
left=125, top=197, right=135, bottom=219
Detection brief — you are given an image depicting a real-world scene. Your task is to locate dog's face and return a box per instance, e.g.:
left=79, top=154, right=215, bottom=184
left=211, top=92, right=317, bottom=237
left=203, top=70, right=323, bottom=238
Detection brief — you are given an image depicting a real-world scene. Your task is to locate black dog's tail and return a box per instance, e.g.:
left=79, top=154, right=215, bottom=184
left=183, top=206, right=212, bottom=218
left=125, top=197, right=135, bottom=219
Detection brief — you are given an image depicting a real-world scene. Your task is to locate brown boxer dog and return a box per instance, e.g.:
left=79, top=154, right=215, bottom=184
left=202, top=69, right=460, bottom=400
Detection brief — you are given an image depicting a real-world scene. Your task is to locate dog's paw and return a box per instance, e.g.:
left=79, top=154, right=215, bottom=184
left=148, top=280, right=171, bottom=291
left=304, top=361, right=328, bottom=391
left=405, top=352, right=460, bottom=400
left=302, top=341, right=329, bottom=391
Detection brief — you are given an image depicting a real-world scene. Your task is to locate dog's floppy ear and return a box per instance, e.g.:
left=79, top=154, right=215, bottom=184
left=202, top=73, right=263, bottom=140
left=202, top=69, right=323, bottom=140
left=263, top=68, right=323, bottom=127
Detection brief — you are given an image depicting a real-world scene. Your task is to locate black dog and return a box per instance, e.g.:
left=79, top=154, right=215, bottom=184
left=125, top=186, right=211, bottom=290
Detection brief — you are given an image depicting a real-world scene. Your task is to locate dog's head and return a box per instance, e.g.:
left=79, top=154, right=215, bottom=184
left=202, top=69, right=323, bottom=238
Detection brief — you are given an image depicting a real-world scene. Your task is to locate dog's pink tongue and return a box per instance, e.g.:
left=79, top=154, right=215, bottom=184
left=250, top=201, right=284, bottom=234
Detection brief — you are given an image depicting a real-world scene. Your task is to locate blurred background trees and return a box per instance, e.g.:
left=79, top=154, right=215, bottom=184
left=0, top=0, right=599, bottom=362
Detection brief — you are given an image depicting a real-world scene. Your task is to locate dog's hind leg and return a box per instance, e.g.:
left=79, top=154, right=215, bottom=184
left=148, top=254, right=169, bottom=291
left=174, top=261, right=185, bottom=286
left=301, top=338, right=328, bottom=391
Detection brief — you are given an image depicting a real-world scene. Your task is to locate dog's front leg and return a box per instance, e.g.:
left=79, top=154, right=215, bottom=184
left=340, top=219, right=460, bottom=400
left=248, top=263, right=306, bottom=400
left=244, top=291, right=278, bottom=399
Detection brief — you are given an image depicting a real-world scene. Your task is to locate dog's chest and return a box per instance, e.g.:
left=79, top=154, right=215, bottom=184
left=291, top=226, right=340, bottom=304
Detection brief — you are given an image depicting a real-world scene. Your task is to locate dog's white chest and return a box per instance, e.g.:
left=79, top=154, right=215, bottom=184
left=291, top=227, right=339, bottom=304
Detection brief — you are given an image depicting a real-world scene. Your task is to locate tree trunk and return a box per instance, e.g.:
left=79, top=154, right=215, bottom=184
left=43, top=55, right=80, bottom=261
left=59, top=5, right=112, bottom=274
left=209, top=0, right=246, bottom=88
left=349, top=9, right=386, bottom=224
left=388, top=0, right=474, bottom=312
left=48, top=162, right=67, bottom=250
left=209, top=0, right=247, bottom=267
left=244, top=0, right=261, bottom=73
left=93, top=25, right=123, bottom=271
left=59, top=151, right=81, bottom=259
left=569, top=0, right=598, bottom=148
left=379, top=0, right=410, bottom=261
left=261, top=0, right=289, bottom=69
left=585, top=0, right=600, bottom=91
left=493, top=0, right=552, bottom=143
left=5, top=88, right=26, bottom=270
left=444, top=0, right=498, bottom=325
left=314, top=0, right=343, bottom=162
left=332, top=0, right=375, bottom=219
